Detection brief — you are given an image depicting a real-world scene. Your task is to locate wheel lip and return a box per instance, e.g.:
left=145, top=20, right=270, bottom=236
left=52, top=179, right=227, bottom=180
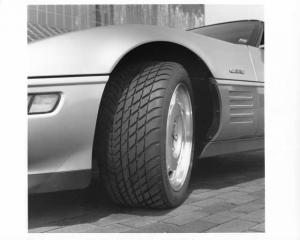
left=165, top=82, right=193, bottom=192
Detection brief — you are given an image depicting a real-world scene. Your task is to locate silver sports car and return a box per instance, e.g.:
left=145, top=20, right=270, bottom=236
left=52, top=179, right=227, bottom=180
left=28, top=20, right=264, bottom=208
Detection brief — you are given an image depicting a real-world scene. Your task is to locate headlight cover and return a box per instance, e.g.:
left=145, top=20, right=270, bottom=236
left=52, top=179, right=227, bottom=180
left=28, top=93, right=60, bottom=114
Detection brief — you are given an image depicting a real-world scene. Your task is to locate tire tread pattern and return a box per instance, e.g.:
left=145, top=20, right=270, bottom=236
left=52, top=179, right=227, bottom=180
left=97, top=62, right=181, bottom=208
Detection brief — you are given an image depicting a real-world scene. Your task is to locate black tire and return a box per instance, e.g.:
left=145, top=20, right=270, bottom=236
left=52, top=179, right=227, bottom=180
left=95, top=62, right=194, bottom=208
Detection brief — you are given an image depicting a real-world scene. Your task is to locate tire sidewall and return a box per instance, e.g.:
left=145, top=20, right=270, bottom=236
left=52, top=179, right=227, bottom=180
left=160, top=63, right=195, bottom=207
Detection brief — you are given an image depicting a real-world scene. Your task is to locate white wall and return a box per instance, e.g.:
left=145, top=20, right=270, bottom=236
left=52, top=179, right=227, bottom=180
left=205, top=5, right=264, bottom=25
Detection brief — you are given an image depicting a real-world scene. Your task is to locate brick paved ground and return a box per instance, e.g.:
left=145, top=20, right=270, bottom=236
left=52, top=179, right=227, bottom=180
left=28, top=151, right=264, bottom=233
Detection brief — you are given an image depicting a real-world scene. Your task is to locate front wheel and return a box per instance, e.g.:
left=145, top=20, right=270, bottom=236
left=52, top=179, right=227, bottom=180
left=96, top=62, right=194, bottom=208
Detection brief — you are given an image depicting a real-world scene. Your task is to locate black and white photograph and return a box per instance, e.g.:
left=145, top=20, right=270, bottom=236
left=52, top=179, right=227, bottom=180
left=0, top=0, right=300, bottom=239
left=27, top=4, right=265, bottom=233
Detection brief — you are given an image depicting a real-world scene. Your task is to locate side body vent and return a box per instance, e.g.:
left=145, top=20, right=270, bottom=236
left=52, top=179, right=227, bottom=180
left=229, top=89, right=255, bottom=124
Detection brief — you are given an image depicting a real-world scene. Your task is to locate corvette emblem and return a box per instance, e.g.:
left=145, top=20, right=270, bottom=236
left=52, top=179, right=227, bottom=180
left=229, top=69, right=245, bottom=74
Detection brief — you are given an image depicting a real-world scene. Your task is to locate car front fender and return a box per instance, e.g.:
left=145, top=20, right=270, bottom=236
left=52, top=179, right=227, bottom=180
left=28, top=24, right=256, bottom=81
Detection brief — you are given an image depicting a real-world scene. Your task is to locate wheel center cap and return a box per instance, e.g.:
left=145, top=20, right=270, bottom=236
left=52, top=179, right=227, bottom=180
left=172, top=114, right=184, bottom=160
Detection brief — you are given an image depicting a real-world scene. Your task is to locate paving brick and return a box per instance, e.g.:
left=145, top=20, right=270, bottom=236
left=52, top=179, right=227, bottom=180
left=216, top=191, right=248, bottom=199
left=235, top=180, right=262, bottom=188
left=173, top=219, right=218, bottom=232
left=189, top=190, right=221, bottom=200
left=87, top=223, right=133, bottom=233
left=250, top=223, right=265, bottom=232
left=162, top=210, right=209, bottom=226
left=239, top=209, right=264, bottom=223
left=214, top=186, right=241, bottom=193
left=124, top=208, right=170, bottom=217
left=201, top=210, right=244, bottom=224
left=235, top=182, right=254, bottom=188
left=189, top=198, right=226, bottom=208
left=126, top=222, right=180, bottom=233
left=28, top=151, right=265, bottom=233
left=50, top=210, right=105, bottom=227
left=184, top=195, right=207, bottom=204
left=28, top=206, right=87, bottom=229
left=251, top=198, right=265, bottom=204
left=220, top=195, right=257, bottom=205
left=251, top=179, right=265, bottom=185
left=239, top=185, right=264, bottom=193
left=91, top=213, right=137, bottom=227
left=206, top=219, right=257, bottom=232
left=48, top=223, right=99, bottom=233
left=119, top=214, right=172, bottom=228
left=200, top=201, right=237, bottom=214
left=249, top=190, right=265, bottom=198
left=190, top=189, right=211, bottom=194
left=231, top=202, right=264, bottom=213
left=165, top=204, right=201, bottom=216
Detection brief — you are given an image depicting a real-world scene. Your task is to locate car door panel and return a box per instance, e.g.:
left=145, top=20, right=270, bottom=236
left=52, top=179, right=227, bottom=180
left=210, top=79, right=262, bottom=141
left=204, top=42, right=262, bottom=141
left=248, top=46, right=264, bottom=137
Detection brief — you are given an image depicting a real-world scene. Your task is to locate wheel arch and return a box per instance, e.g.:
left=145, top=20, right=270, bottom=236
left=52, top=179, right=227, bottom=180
left=110, top=41, right=214, bottom=78
left=92, top=41, right=221, bottom=179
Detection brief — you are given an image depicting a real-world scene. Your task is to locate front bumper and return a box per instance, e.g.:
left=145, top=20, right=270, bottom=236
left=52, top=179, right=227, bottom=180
left=28, top=75, right=108, bottom=193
